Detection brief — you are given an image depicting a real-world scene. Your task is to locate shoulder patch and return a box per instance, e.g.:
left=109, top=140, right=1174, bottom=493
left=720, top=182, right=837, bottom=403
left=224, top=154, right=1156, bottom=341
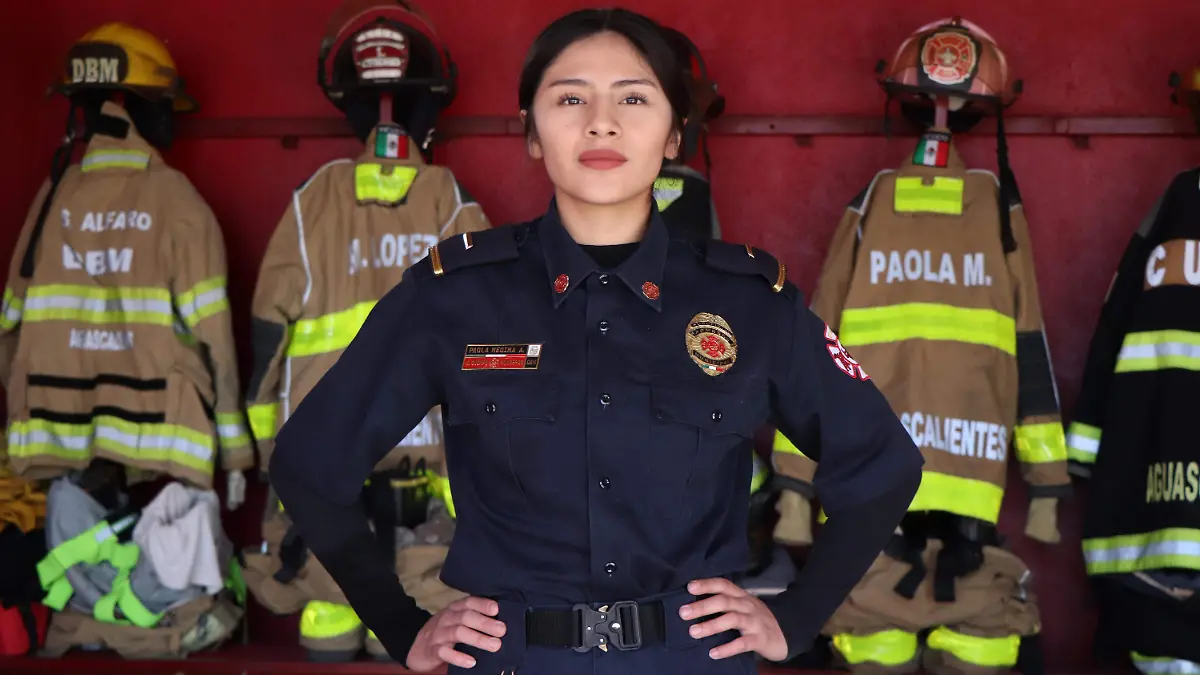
left=704, top=240, right=791, bottom=295
left=428, top=223, right=524, bottom=278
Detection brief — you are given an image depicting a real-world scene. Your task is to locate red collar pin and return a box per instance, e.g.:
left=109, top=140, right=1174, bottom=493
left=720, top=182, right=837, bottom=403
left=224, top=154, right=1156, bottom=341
left=554, top=274, right=570, bottom=293
left=642, top=281, right=660, bottom=300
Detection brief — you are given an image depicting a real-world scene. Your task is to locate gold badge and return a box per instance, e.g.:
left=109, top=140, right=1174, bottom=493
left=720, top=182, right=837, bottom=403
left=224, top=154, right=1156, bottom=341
left=685, top=313, right=737, bottom=376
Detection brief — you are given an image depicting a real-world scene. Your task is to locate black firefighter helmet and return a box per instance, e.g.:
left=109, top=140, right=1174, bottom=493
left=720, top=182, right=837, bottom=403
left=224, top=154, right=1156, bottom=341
left=318, top=0, right=457, bottom=148
left=659, top=25, right=725, bottom=166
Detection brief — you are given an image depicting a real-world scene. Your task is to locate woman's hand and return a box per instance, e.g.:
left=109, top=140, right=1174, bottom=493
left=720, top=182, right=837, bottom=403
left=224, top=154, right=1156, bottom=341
left=680, top=578, right=788, bottom=662
left=406, top=596, right=507, bottom=671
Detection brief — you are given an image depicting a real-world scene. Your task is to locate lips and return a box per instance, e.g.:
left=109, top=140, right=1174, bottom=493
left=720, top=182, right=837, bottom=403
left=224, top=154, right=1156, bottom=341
left=578, top=149, right=627, bottom=170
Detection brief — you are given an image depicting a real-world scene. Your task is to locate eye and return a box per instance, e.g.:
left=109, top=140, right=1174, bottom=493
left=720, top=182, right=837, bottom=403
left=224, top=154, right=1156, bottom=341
left=623, top=93, right=648, bottom=105
left=558, top=94, right=584, bottom=105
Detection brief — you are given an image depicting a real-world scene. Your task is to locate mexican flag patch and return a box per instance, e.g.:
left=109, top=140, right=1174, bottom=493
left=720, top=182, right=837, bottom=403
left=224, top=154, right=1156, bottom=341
left=375, top=125, right=408, bottom=159
left=913, top=132, right=950, bottom=168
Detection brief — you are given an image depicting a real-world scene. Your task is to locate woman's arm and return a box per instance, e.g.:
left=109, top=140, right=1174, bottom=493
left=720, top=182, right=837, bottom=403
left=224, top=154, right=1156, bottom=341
left=764, top=295, right=925, bottom=660
left=269, top=266, right=444, bottom=660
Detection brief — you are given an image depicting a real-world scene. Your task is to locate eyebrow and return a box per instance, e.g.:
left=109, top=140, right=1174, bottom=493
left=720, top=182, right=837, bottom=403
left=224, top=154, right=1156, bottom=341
left=545, top=78, right=660, bottom=89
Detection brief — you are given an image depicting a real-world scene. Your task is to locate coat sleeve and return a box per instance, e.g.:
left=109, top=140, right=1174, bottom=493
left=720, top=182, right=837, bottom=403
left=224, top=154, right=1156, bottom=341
left=244, top=191, right=309, bottom=470
left=1064, top=189, right=1164, bottom=477
left=0, top=179, right=51, bottom=389
left=1005, top=200, right=1072, bottom=498
left=169, top=179, right=252, bottom=472
left=437, top=171, right=492, bottom=239
left=808, top=175, right=878, bottom=329
left=269, top=264, right=443, bottom=661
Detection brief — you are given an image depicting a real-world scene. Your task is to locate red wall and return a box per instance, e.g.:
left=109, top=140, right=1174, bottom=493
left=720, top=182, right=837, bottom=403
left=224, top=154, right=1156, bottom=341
left=5, top=0, right=1200, bottom=670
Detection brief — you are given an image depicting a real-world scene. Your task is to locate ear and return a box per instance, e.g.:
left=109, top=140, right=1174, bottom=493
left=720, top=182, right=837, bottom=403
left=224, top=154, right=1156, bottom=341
left=664, top=126, right=682, bottom=161
left=520, top=109, right=544, bottom=159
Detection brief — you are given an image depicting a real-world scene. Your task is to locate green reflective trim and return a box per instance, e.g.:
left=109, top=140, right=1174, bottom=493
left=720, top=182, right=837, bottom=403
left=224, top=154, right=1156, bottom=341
left=215, top=411, right=251, bottom=450
left=1065, top=422, right=1101, bottom=465
left=909, top=470, right=1003, bottom=524
left=24, top=284, right=174, bottom=326
left=927, top=627, right=1020, bottom=667
left=840, top=302, right=1016, bottom=355
left=0, top=287, right=23, bottom=330
left=1083, top=528, right=1200, bottom=575
left=177, top=276, right=229, bottom=329
left=1014, top=422, right=1068, bottom=464
left=8, top=416, right=214, bottom=474
left=300, top=600, right=362, bottom=640
left=653, top=176, right=684, bottom=212
left=894, top=176, right=964, bottom=215
left=247, top=403, right=278, bottom=442
left=355, top=164, right=418, bottom=205
left=772, top=429, right=813, bottom=460
left=1115, top=330, right=1200, bottom=373
left=832, top=630, right=918, bottom=666
left=288, top=301, right=376, bottom=358
left=81, top=149, right=150, bottom=172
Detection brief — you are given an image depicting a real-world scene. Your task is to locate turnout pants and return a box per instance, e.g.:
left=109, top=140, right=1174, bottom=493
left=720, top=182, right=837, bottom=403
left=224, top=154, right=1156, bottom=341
left=825, top=537, right=1040, bottom=675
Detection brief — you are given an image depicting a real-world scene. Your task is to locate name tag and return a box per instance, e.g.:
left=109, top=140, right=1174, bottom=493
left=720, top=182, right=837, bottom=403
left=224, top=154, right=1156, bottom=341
left=461, top=343, right=543, bottom=371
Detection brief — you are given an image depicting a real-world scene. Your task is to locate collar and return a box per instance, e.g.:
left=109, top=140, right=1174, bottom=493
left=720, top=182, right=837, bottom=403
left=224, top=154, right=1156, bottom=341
left=80, top=101, right=159, bottom=172
left=357, top=124, right=425, bottom=166
left=539, top=197, right=669, bottom=312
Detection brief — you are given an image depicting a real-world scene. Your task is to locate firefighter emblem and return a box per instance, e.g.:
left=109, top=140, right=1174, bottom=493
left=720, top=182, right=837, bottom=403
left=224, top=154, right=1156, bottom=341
left=686, top=313, right=737, bottom=376
left=825, top=324, right=869, bottom=381
left=920, top=30, right=978, bottom=86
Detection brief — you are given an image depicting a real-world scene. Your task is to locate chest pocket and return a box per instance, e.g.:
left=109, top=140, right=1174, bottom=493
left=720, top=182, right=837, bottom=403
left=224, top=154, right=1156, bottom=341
left=445, top=378, right=560, bottom=514
left=648, top=383, right=764, bottom=521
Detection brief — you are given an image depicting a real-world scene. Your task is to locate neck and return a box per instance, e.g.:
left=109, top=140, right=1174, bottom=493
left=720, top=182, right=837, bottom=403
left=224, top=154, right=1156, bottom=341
left=555, top=190, right=652, bottom=245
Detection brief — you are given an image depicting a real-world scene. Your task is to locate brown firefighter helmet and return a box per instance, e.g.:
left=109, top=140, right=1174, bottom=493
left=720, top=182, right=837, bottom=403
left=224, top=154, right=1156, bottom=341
left=877, top=17, right=1021, bottom=131
left=1169, top=66, right=1200, bottom=133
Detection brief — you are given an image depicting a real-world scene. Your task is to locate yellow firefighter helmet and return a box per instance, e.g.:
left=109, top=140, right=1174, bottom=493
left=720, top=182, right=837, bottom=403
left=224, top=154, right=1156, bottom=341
left=53, top=22, right=197, bottom=113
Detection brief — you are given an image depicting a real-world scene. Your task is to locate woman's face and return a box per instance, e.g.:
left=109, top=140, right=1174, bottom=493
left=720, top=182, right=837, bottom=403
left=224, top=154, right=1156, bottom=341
left=526, top=31, right=680, bottom=208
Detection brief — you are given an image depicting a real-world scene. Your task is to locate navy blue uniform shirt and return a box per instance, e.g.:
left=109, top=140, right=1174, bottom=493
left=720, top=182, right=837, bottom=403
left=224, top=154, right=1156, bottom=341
left=270, top=199, right=923, bottom=673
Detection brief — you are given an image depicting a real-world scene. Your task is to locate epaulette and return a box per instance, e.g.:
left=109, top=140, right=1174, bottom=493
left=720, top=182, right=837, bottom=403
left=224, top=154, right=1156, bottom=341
left=703, top=240, right=790, bottom=294
left=428, top=223, right=525, bottom=277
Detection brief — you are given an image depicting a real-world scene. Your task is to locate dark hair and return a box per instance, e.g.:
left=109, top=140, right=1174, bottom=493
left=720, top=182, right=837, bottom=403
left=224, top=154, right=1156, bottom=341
left=517, top=8, right=689, bottom=138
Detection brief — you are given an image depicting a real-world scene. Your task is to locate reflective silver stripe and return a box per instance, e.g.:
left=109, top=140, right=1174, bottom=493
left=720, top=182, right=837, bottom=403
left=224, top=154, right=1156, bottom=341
left=1084, top=539, right=1200, bottom=566
left=1120, top=341, right=1200, bottom=361
left=1134, top=654, right=1200, bottom=675
left=1065, top=432, right=1099, bottom=457
left=24, top=294, right=174, bottom=316
left=96, top=425, right=213, bottom=463
left=218, top=423, right=245, bottom=440
left=7, top=426, right=91, bottom=455
left=81, top=151, right=150, bottom=171
left=178, top=286, right=228, bottom=324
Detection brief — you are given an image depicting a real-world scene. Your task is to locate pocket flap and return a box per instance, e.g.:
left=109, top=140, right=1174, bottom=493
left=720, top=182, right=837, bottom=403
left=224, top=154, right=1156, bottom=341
left=651, top=384, right=762, bottom=437
left=446, top=378, right=559, bottom=426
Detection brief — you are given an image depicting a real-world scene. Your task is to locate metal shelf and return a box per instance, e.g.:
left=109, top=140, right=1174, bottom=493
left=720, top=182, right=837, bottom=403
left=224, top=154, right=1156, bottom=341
left=170, top=115, right=1198, bottom=144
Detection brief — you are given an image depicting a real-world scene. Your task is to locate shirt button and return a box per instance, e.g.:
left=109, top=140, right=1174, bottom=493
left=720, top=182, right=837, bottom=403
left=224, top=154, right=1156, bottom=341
left=599, top=274, right=610, bottom=285
left=712, top=410, right=722, bottom=422
left=485, top=403, right=497, bottom=414
left=598, top=320, right=609, bottom=334
left=604, top=562, right=617, bottom=574
left=600, top=477, right=611, bottom=489
left=600, top=393, right=612, bottom=406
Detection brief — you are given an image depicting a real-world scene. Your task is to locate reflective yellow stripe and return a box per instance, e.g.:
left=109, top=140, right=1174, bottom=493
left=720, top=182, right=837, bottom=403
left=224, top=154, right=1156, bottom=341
left=840, top=303, right=1016, bottom=355
left=909, top=471, right=1003, bottom=524
left=247, top=403, right=278, bottom=442
left=1014, top=422, right=1067, bottom=464
left=653, top=177, right=684, bottom=212
left=176, top=276, right=229, bottom=329
left=832, top=630, right=918, bottom=666
left=288, top=301, right=376, bottom=358
left=355, top=164, right=418, bottom=205
left=300, top=600, right=362, bottom=640
left=750, top=452, right=769, bottom=495
left=1132, top=651, right=1200, bottom=675
left=894, top=176, right=964, bottom=215
left=772, top=429, right=813, bottom=460
left=81, top=149, right=150, bottom=172
left=1083, top=528, right=1200, bottom=575
left=8, top=417, right=214, bottom=474
left=24, top=284, right=174, bottom=326
left=215, top=412, right=251, bottom=450
left=1065, top=422, right=1101, bottom=465
left=1115, top=330, right=1200, bottom=373
left=927, top=627, right=1020, bottom=667
left=0, top=287, right=23, bottom=330
left=426, top=469, right=456, bottom=519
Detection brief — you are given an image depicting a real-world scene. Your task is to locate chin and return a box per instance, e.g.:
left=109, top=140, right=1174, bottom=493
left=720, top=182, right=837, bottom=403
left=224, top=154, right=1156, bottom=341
left=556, top=173, right=654, bottom=207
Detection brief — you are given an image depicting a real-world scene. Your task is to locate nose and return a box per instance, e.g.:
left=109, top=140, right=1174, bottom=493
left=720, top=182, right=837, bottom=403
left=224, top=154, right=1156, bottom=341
left=585, top=101, right=620, bottom=138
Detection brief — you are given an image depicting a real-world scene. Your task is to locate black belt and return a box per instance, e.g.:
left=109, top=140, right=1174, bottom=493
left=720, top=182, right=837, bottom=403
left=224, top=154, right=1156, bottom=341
left=526, top=601, right=666, bottom=652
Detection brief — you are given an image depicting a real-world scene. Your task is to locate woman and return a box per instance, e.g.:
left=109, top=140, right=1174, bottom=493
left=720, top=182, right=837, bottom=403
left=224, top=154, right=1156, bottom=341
left=269, top=7, right=924, bottom=674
